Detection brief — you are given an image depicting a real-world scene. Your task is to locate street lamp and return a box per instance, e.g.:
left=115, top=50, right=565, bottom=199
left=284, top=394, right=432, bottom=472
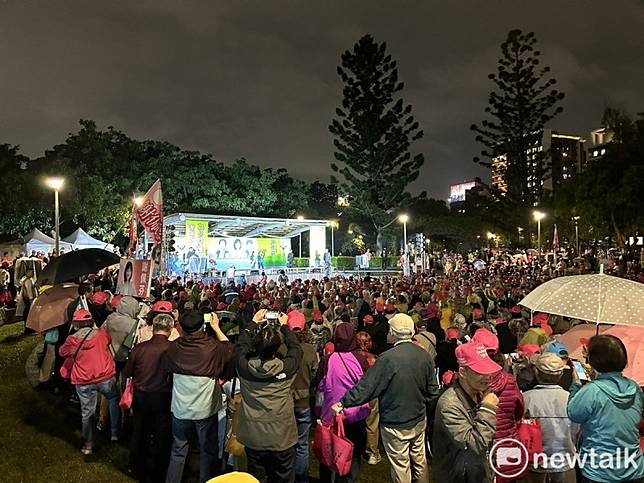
left=329, top=220, right=339, bottom=257
left=572, top=216, right=580, bottom=254
left=398, top=214, right=409, bottom=253
left=296, top=215, right=304, bottom=257
left=133, top=196, right=144, bottom=208
left=45, top=177, right=65, bottom=256
left=533, top=211, right=546, bottom=257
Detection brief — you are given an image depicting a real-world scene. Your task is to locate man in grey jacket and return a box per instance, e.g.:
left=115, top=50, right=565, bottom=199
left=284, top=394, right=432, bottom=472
left=432, top=342, right=500, bottom=483
left=333, top=313, right=439, bottom=483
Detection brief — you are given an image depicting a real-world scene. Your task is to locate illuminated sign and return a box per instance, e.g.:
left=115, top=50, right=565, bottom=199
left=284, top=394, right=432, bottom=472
left=449, top=181, right=476, bottom=203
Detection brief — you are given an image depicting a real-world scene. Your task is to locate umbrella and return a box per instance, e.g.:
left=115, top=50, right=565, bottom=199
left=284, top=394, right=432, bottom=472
left=519, top=273, right=644, bottom=327
left=39, top=248, right=120, bottom=285
left=566, top=325, right=644, bottom=386
left=25, top=283, right=79, bottom=332
left=557, top=323, right=611, bottom=356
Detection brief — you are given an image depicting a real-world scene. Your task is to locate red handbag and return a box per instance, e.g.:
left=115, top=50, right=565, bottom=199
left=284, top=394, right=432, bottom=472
left=119, top=378, right=134, bottom=410
left=517, top=418, right=543, bottom=458
left=313, top=415, right=354, bottom=476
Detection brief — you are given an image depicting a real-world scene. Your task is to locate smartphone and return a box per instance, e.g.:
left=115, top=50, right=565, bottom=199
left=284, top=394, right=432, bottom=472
left=572, top=360, right=589, bottom=381
left=264, top=311, right=280, bottom=320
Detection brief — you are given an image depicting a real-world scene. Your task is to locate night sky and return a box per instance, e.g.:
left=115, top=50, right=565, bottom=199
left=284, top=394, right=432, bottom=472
left=2, top=1, right=643, bottom=199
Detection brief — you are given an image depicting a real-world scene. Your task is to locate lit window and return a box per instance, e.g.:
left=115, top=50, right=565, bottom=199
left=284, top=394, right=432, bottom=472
left=593, top=150, right=599, bottom=157
left=601, top=148, right=606, bottom=155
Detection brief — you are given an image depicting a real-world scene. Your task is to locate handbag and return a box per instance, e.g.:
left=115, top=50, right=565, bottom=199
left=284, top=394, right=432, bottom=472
left=313, top=414, right=354, bottom=476
left=119, top=378, right=134, bottom=410
left=517, top=418, right=544, bottom=458
left=224, top=378, right=245, bottom=457
left=60, top=328, right=93, bottom=380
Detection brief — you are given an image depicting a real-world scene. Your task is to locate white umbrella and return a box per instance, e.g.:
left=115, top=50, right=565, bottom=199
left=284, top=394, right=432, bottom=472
left=519, top=273, right=644, bottom=327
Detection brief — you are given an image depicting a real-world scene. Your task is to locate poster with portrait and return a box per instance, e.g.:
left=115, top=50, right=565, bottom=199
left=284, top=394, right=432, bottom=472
left=205, top=237, right=289, bottom=270
left=116, top=258, right=152, bottom=298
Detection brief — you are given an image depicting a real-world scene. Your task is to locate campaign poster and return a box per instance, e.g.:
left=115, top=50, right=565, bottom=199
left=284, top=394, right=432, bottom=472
left=116, top=258, right=152, bottom=298
left=185, top=220, right=209, bottom=255
left=204, top=237, right=289, bottom=270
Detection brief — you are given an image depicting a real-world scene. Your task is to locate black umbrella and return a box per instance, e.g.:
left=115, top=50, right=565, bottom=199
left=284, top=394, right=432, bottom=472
left=39, top=248, right=120, bottom=285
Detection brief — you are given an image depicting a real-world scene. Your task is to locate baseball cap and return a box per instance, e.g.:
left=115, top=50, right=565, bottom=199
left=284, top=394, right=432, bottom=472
left=510, top=306, right=522, bottom=316
left=91, top=291, right=109, bottom=306
left=73, top=309, right=93, bottom=322
left=446, top=327, right=460, bottom=341
left=472, top=308, right=484, bottom=320
left=287, top=310, right=306, bottom=331
left=534, top=353, right=566, bottom=375
left=472, top=328, right=499, bottom=353
left=312, top=310, right=324, bottom=323
left=389, top=313, right=414, bottom=337
left=111, top=294, right=123, bottom=308
left=152, top=301, right=173, bottom=314
left=544, top=341, right=569, bottom=359
left=180, top=310, right=204, bottom=333
left=456, top=343, right=501, bottom=375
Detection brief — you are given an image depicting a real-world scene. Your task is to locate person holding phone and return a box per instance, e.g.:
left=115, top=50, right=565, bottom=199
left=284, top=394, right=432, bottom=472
left=567, top=335, right=644, bottom=483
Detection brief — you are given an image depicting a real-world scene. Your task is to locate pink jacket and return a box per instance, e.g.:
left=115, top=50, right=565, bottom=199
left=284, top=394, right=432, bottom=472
left=320, top=352, right=370, bottom=424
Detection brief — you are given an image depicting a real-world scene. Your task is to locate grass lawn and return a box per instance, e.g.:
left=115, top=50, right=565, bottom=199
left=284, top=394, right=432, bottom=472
left=0, top=322, right=396, bottom=482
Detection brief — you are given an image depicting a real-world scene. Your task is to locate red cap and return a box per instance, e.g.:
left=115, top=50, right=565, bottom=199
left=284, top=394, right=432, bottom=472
left=511, top=306, right=522, bottom=316
left=518, top=344, right=542, bottom=357
left=446, top=328, right=460, bottom=341
left=152, top=301, right=173, bottom=314
left=287, top=310, right=306, bottom=331
left=532, top=312, right=549, bottom=326
left=456, top=343, right=501, bottom=375
left=364, top=314, right=374, bottom=326
left=216, top=302, right=228, bottom=311
left=541, top=323, right=553, bottom=337
left=324, top=341, right=335, bottom=355
left=472, top=328, right=499, bottom=353
left=91, top=291, right=109, bottom=306
left=73, top=309, right=93, bottom=322
left=495, top=317, right=507, bottom=325
left=313, top=310, right=323, bottom=322
left=111, top=294, right=123, bottom=308
left=472, top=308, right=484, bottom=320
left=179, top=291, right=188, bottom=301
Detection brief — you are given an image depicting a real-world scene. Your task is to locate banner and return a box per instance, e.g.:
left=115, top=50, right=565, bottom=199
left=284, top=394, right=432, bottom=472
left=186, top=220, right=209, bottom=255
left=128, top=212, right=138, bottom=250
left=116, top=258, right=152, bottom=298
left=136, top=179, right=163, bottom=245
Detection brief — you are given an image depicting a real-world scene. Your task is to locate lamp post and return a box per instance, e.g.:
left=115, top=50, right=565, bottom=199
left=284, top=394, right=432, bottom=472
left=572, top=216, right=580, bottom=255
left=398, top=214, right=409, bottom=254
left=329, top=220, right=338, bottom=257
left=517, top=226, right=524, bottom=245
left=45, top=177, right=65, bottom=256
left=296, top=215, right=304, bottom=258
left=533, top=211, right=546, bottom=258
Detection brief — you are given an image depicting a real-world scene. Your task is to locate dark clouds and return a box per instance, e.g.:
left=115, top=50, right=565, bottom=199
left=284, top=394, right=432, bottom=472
left=2, top=0, right=643, bottom=199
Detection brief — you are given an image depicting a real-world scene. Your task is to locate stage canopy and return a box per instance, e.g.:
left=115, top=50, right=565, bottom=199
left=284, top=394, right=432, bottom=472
left=147, top=213, right=329, bottom=270
left=164, top=213, right=329, bottom=239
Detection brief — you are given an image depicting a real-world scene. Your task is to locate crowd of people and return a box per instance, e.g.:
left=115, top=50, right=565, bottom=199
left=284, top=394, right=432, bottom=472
left=20, top=252, right=644, bottom=483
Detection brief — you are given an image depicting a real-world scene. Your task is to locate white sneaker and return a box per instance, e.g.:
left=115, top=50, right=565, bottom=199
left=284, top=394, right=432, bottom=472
left=81, top=443, right=93, bottom=455
left=367, top=454, right=382, bottom=465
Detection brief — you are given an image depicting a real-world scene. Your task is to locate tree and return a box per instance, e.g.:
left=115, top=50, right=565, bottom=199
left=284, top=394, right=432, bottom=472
left=329, top=34, right=425, bottom=250
left=471, top=29, right=565, bottom=235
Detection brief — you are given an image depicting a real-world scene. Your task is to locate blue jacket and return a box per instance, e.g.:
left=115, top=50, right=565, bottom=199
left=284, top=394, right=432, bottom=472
left=568, top=372, right=644, bottom=483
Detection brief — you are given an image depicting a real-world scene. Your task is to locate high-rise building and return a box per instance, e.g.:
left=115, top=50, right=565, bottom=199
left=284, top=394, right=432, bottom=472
left=587, top=127, right=614, bottom=164
left=490, top=129, right=586, bottom=205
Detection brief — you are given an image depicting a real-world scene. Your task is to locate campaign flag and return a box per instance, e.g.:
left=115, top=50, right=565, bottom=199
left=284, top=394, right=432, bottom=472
left=136, top=179, right=163, bottom=246
left=128, top=213, right=138, bottom=249
left=552, top=224, right=560, bottom=252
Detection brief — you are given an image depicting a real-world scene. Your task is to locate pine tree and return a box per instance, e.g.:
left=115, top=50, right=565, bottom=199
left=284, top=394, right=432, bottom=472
left=329, top=34, right=424, bottom=250
left=471, top=29, right=564, bottom=233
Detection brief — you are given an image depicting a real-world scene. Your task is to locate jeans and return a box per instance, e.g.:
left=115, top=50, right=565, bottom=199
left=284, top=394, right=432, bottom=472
left=246, top=446, right=296, bottom=483
left=130, top=391, right=172, bottom=482
left=166, top=414, right=218, bottom=483
left=76, top=377, right=120, bottom=446
left=294, top=408, right=312, bottom=482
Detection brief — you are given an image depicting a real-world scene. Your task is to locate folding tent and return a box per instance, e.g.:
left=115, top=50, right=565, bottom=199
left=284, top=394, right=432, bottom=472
left=22, top=229, right=73, bottom=254
left=63, top=228, right=114, bottom=252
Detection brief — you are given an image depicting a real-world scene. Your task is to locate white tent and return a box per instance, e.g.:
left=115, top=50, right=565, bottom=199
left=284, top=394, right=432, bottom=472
left=22, top=229, right=73, bottom=254
left=63, top=228, right=114, bottom=251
